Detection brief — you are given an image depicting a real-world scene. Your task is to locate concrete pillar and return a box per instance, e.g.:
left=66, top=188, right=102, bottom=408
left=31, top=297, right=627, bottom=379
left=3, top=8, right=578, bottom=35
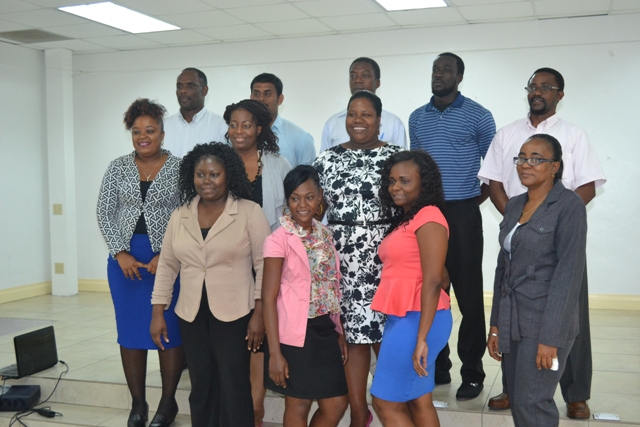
left=45, top=48, right=78, bottom=296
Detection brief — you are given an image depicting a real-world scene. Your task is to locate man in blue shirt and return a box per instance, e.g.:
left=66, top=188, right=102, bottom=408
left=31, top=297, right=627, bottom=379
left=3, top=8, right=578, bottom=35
left=250, top=73, right=316, bottom=167
left=409, top=52, right=496, bottom=401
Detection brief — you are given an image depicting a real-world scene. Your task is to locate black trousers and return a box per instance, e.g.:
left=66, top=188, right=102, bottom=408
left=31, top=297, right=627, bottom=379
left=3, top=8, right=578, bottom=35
left=436, top=198, right=486, bottom=384
left=179, top=287, right=254, bottom=427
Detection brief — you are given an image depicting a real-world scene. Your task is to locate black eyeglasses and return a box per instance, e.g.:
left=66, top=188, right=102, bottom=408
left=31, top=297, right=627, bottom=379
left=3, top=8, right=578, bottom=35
left=524, top=85, right=560, bottom=94
left=513, top=157, right=556, bottom=167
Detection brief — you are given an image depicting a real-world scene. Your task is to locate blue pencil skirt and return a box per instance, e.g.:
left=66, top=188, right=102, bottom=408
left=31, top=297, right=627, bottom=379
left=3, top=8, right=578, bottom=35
left=107, top=234, right=182, bottom=350
left=371, top=309, right=452, bottom=402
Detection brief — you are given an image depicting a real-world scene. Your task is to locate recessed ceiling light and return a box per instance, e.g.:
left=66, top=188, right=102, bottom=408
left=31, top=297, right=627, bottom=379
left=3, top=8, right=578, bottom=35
left=58, top=2, right=179, bottom=34
left=376, top=0, right=448, bottom=12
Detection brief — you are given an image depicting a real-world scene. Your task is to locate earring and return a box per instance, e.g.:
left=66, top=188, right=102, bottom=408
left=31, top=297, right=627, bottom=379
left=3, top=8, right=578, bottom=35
left=316, top=204, right=324, bottom=216
left=283, top=206, right=291, bottom=216
left=552, top=173, right=556, bottom=179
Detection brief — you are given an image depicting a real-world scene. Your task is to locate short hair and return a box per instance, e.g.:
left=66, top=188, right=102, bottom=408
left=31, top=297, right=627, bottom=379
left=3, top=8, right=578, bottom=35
left=529, top=67, right=565, bottom=91
left=525, top=133, right=564, bottom=182
left=123, top=98, right=166, bottom=131
left=379, top=150, right=445, bottom=235
left=178, top=142, right=251, bottom=205
left=350, top=57, right=381, bottom=80
left=348, top=90, right=382, bottom=117
left=251, top=73, right=283, bottom=97
left=181, top=67, right=207, bottom=86
left=437, top=52, right=465, bottom=76
left=223, top=99, right=279, bottom=155
left=283, top=165, right=321, bottom=201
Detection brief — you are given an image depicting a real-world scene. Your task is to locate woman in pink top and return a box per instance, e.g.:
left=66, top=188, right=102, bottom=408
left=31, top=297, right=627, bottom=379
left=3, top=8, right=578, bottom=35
left=262, top=165, right=348, bottom=427
left=370, top=151, right=452, bottom=427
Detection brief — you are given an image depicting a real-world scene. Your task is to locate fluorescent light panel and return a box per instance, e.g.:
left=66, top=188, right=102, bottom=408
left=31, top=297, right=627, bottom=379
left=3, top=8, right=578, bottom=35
left=376, top=0, right=448, bottom=11
left=58, top=2, right=179, bottom=34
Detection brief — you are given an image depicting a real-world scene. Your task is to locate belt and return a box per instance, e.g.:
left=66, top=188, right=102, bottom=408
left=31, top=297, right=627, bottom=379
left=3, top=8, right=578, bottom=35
left=328, top=220, right=390, bottom=226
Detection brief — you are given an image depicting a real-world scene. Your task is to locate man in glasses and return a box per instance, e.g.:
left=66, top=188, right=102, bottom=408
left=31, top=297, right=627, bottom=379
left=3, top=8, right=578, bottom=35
left=478, top=67, right=606, bottom=419
left=164, top=67, right=227, bottom=158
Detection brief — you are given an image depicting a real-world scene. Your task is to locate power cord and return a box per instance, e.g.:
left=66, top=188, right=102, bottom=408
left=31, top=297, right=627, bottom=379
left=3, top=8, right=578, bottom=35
left=9, top=360, right=68, bottom=427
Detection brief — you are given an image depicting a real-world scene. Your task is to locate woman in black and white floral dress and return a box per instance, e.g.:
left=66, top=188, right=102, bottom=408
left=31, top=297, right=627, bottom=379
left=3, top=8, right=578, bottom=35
left=313, top=90, right=404, bottom=427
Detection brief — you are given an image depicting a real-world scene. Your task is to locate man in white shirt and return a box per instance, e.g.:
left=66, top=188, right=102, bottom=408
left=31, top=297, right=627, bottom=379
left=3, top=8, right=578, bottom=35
left=479, top=67, right=606, bottom=420
left=320, top=57, right=407, bottom=151
left=163, top=68, right=227, bottom=158
left=250, top=73, right=316, bottom=167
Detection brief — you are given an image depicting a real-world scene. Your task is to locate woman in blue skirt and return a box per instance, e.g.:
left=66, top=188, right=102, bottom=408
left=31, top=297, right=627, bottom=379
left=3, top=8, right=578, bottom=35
left=97, top=99, right=184, bottom=427
left=370, top=151, right=452, bottom=427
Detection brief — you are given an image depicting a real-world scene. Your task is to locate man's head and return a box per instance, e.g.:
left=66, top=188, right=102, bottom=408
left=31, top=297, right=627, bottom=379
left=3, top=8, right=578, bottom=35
left=176, top=68, right=208, bottom=113
left=431, top=52, right=464, bottom=98
left=526, top=68, right=565, bottom=117
left=250, top=73, right=284, bottom=122
left=349, top=57, right=381, bottom=95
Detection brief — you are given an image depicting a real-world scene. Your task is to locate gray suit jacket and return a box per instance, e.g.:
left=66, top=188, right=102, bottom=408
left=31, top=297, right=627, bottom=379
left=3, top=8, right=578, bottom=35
left=489, top=181, right=587, bottom=354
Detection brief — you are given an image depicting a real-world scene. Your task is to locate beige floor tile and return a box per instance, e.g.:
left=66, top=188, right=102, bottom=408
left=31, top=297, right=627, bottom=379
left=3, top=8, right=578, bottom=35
left=588, top=392, right=640, bottom=423
left=592, top=338, right=640, bottom=355
left=592, top=353, right=640, bottom=373
left=63, top=359, right=126, bottom=383
left=438, top=409, right=482, bottom=427
left=483, top=412, right=516, bottom=427
left=55, top=380, right=130, bottom=409
left=589, top=310, right=640, bottom=327
left=59, top=340, right=120, bottom=360
left=591, top=326, right=640, bottom=340
left=592, top=371, right=640, bottom=395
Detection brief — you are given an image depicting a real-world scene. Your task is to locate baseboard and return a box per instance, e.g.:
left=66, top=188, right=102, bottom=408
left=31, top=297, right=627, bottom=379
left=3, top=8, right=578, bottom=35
left=0, top=282, right=52, bottom=304
left=78, top=279, right=109, bottom=293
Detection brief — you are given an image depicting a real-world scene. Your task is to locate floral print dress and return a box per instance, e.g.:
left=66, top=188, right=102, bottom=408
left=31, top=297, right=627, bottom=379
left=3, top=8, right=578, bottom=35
left=313, top=144, right=404, bottom=344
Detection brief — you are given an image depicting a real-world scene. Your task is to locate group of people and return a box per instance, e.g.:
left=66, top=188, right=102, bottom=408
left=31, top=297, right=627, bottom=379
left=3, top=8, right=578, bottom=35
left=96, top=52, right=605, bottom=427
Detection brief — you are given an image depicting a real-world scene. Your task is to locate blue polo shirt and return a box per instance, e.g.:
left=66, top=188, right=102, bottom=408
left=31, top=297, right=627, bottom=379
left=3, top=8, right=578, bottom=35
left=409, top=93, right=495, bottom=201
left=272, top=114, right=316, bottom=168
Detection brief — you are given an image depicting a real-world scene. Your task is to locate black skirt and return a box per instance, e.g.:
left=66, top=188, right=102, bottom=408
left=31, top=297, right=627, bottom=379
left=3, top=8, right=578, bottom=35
left=264, top=314, right=348, bottom=399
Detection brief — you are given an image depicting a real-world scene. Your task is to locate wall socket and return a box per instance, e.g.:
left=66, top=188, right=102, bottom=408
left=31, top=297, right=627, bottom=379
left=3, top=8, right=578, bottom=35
left=54, top=263, right=64, bottom=274
left=53, top=204, right=63, bottom=215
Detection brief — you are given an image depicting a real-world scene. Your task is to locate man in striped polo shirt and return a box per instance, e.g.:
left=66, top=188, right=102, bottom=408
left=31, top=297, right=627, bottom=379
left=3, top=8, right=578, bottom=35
left=409, top=52, right=496, bottom=401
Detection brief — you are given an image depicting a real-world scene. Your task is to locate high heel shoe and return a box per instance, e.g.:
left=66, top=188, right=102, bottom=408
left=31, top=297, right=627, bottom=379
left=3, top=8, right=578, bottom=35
left=365, top=410, right=373, bottom=427
left=127, top=402, right=148, bottom=427
left=149, top=405, right=178, bottom=427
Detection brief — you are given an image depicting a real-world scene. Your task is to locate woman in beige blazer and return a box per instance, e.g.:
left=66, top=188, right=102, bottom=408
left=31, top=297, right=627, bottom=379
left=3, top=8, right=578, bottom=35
left=151, top=142, right=271, bottom=427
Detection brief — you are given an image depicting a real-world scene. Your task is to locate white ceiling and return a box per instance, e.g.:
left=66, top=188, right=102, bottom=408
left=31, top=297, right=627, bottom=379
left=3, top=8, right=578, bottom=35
left=0, top=0, right=639, bottom=53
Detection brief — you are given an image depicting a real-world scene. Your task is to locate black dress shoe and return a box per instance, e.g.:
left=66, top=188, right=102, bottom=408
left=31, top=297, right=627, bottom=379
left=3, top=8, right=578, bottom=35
left=149, top=407, right=178, bottom=427
left=127, top=404, right=149, bottom=427
left=456, top=382, right=483, bottom=401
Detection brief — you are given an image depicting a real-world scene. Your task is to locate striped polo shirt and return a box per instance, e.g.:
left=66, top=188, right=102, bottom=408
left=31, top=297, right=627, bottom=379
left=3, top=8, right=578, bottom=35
left=409, top=93, right=496, bottom=201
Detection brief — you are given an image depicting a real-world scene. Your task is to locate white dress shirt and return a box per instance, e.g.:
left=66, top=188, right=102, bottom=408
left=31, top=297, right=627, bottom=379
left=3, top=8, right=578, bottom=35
left=320, top=109, right=407, bottom=152
left=163, top=108, right=227, bottom=158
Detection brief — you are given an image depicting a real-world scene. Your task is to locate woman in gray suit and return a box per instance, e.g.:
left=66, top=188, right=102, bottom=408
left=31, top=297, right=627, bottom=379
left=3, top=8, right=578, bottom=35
left=487, top=134, right=587, bottom=427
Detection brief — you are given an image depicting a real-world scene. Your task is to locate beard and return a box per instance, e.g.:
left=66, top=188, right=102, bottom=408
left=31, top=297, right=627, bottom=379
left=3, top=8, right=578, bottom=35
left=432, top=84, right=456, bottom=98
left=528, top=96, right=548, bottom=115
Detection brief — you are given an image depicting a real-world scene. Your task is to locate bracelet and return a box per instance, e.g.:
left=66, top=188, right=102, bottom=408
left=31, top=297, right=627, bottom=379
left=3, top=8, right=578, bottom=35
left=489, top=333, right=498, bottom=337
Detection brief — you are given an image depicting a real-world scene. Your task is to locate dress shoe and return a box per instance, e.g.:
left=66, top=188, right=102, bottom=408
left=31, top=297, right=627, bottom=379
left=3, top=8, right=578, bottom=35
left=456, top=382, right=483, bottom=400
left=149, top=406, right=178, bottom=427
left=567, top=401, right=590, bottom=419
left=488, top=392, right=510, bottom=410
left=127, top=403, right=149, bottom=427
left=435, top=372, right=451, bottom=385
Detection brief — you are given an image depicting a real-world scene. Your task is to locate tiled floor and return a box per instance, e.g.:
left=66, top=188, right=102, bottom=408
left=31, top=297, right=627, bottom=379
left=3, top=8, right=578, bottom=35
left=0, top=292, right=639, bottom=426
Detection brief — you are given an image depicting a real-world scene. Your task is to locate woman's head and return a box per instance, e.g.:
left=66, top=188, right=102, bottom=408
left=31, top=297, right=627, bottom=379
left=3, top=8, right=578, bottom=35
left=223, top=99, right=279, bottom=154
left=516, top=133, right=563, bottom=189
left=179, top=142, right=251, bottom=205
left=345, top=91, right=382, bottom=146
left=283, top=165, right=323, bottom=230
left=123, top=98, right=166, bottom=157
left=379, top=151, right=445, bottom=230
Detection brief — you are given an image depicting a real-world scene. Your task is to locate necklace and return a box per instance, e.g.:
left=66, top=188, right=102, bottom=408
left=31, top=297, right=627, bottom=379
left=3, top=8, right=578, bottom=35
left=137, top=153, right=165, bottom=182
left=521, top=198, right=544, bottom=218
left=251, top=150, right=263, bottom=189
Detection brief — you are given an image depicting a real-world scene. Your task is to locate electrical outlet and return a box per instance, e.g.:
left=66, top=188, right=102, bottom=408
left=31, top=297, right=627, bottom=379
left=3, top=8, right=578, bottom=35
left=53, top=204, right=63, bottom=215
left=54, top=263, right=64, bottom=274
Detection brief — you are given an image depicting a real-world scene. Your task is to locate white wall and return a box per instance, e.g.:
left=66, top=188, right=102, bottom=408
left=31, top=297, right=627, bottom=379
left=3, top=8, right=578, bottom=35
left=0, top=43, right=50, bottom=291
left=73, top=14, right=640, bottom=295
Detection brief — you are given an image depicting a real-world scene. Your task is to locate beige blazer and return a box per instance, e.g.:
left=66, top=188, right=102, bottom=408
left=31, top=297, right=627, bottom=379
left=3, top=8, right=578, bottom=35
left=152, top=195, right=271, bottom=322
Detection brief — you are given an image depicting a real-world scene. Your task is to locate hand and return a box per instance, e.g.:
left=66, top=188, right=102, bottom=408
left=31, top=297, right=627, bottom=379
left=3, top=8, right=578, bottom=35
left=150, top=312, right=169, bottom=350
left=146, top=254, right=160, bottom=275
left=487, top=326, right=501, bottom=362
left=536, top=343, right=557, bottom=370
left=115, top=251, right=146, bottom=280
left=413, top=340, right=429, bottom=377
left=338, top=333, right=348, bottom=365
left=269, top=351, right=289, bottom=388
left=246, top=310, right=265, bottom=352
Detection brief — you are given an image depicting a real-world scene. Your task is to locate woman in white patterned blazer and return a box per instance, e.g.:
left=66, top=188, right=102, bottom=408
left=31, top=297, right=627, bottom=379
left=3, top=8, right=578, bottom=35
left=97, top=98, right=184, bottom=427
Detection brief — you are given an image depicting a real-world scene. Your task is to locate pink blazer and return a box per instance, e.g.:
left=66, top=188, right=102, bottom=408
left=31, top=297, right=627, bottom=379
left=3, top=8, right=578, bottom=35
left=263, top=223, right=343, bottom=347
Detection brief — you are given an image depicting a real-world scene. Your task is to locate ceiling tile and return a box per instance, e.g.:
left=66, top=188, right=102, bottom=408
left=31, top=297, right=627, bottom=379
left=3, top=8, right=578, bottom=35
left=224, top=3, right=310, bottom=23
left=87, top=34, right=163, bottom=49
left=196, top=24, right=274, bottom=41
left=450, top=0, right=528, bottom=5
left=116, top=0, right=214, bottom=16
left=22, top=0, right=103, bottom=7
left=158, top=10, right=245, bottom=29
left=30, top=38, right=109, bottom=51
left=42, top=23, right=126, bottom=38
left=0, top=18, right=31, bottom=32
left=201, top=0, right=285, bottom=8
left=294, top=0, right=381, bottom=18
left=387, top=7, right=466, bottom=25
left=534, top=0, right=611, bottom=17
left=611, top=0, right=640, bottom=12
left=256, top=18, right=334, bottom=36
left=320, top=12, right=398, bottom=31
left=137, top=29, right=216, bottom=45
left=2, top=8, right=88, bottom=27
left=0, top=0, right=41, bottom=13
left=458, top=2, right=534, bottom=21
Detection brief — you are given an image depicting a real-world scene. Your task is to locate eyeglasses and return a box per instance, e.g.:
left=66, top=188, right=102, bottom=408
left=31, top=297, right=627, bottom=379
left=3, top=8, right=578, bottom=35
left=524, top=85, right=560, bottom=94
left=176, top=83, right=200, bottom=90
left=513, top=157, right=556, bottom=166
